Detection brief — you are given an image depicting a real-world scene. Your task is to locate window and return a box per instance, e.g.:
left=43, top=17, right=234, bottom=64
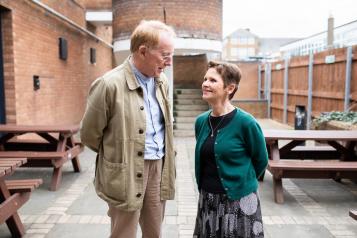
left=230, top=37, right=239, bottom=44
left=248, top=37, right=255, bottom=44
left=238, top=37, right=248, bottom=44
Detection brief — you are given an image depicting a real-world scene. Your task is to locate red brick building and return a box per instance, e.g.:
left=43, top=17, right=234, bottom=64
left=0, top=0, right=113, bottom=125
left=112, top=0, right=223, bottom=89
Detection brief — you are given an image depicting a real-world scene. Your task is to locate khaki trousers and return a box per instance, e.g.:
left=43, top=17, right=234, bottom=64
left=107, top=159, right=165, bottom=238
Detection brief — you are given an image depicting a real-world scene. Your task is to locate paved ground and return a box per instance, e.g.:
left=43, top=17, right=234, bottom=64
left=0, top=119, right=356, bottom=238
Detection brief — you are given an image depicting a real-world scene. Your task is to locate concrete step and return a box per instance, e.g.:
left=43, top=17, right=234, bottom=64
left=174, top=89, right=202, bottom=94
left=174, top=123, right=194, bottom=130
left=174, top=104, right=208, bottom=111
left=174, top=94, right=202, bottom=99
left=174, top=110, right=206, bottom=117
left=174, top=99, right=207, bottom=105
left=174, top=130, right=195, bottom=137
left=175, top=117, right=197, bottom=123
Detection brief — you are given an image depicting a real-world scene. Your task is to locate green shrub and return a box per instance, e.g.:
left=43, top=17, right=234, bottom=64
left=312, top=111, right=357, bottom=128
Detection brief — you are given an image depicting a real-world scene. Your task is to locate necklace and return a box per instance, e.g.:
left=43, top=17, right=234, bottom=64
left=208, top=113, right=226, bottom=137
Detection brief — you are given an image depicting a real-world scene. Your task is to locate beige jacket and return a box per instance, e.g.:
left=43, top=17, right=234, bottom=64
left=80, top=58, right=175, bottom=211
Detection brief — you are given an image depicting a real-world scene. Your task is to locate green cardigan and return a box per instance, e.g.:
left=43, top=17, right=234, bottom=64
left=195, top=108, right=268, bottom=200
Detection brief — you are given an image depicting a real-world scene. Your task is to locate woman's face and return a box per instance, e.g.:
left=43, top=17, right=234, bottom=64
left=202, top=68, right=229, bottom=103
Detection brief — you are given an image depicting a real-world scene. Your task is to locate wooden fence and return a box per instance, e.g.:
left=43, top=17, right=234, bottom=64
left=260, top=45, right=357, bottom=128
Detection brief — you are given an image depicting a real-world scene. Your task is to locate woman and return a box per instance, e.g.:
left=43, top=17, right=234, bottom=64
left=193, top=61, right=268, bottom=238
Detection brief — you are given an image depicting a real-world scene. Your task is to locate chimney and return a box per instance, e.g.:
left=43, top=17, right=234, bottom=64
left=327, top=14, right=334, bottom=49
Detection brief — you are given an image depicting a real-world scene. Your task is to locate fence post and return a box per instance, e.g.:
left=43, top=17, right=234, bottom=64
left=264, top=63, right=268, bottom=99
left=258, top=64, right=261, bottom=100
left=344, top=46, right=352, bottom=112
left=283, top=58, right=289, bottom=124
left=307, top=51, right=314, bottom=129
left=267, top=63, right=272, bottom=118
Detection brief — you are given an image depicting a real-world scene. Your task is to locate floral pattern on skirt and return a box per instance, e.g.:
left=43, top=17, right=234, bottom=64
left=193, top=190, right=264, bottom=238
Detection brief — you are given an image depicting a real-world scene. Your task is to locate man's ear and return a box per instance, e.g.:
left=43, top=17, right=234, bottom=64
left=138, top=45, right=147, bottom=58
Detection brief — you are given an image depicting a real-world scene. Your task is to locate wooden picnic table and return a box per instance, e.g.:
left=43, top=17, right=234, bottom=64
left=0, top=124, right=84, bottom=191
left=0, top=158, right=42, bottom=237
left=263, top=129, right=357, bottom=204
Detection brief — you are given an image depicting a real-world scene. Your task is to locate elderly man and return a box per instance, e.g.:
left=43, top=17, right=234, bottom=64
left=80, top=20, right=176, bottom=238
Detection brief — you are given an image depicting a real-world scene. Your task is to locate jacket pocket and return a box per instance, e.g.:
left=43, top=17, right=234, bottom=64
left=97, top=157, right=126, bottom=201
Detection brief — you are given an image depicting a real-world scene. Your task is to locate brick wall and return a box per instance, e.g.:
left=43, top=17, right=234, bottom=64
left=232, top=100, right=268, bottom=118
left=77, top=0, right=112, bottom=10
left=0, top=0, right=113, bottom=125
left=40, top=0, right=86, bottom=28
left=173, top=54, right=207, bottom=89
left=1, top=9, right=15, bottom=123
left=113, top=0, right=222, bottom=41
left=232, top=62, right=259, bottom=100
left=95, top=25, right=113, bottom=45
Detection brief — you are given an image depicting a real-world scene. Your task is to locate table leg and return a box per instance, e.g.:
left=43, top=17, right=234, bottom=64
left=270, top=141, right=285, bottom=203
left=350, top=210, right=357, bottom=220
left=1, top=179, right=29, bottom=237
left=71, top=158, right=81, bottom=172
left=50, top=166, right=63, bottom=191
left=68, top=136, right=81, bottom=172
left=273, top=176, right=284, bottom=204
left=6, top=193, right=30, bottom=237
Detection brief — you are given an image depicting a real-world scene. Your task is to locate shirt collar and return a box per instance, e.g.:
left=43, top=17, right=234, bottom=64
left=129, top=58, right=154, bottom=84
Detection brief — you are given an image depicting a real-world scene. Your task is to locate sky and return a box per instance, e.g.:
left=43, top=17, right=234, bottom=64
left=223, top=0, right=357, bottom=38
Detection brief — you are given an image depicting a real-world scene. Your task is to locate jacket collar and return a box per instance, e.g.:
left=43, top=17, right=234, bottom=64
left=124, top=56, right=163, bottom=91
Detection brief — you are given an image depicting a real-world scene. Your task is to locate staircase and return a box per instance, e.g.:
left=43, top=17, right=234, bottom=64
left=173, top=89, right=209, bottom=137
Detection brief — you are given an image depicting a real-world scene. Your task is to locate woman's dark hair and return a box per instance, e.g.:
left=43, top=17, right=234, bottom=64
left=208, top=61, right=242, bottom=100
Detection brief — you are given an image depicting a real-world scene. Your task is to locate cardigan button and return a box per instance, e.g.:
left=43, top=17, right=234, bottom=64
left=138, top=151, right=143, bottom=156
left=140, top=106, right=144, bottom=110
left=139, top=129, right=144, bottom=134
left=136, top=193, right=142, bottom=198
left=137, top=172, right=142, bottom=178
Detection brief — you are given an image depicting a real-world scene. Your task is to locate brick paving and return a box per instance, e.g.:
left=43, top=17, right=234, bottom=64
left=0, top=119, right=356, bottom=238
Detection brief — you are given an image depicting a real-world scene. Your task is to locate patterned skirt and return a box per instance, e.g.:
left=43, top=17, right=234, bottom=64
left=193, top=190, right=264, bottom=238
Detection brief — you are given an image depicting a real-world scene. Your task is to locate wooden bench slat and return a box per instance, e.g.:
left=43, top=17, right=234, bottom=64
left=268, top=160, right=357, bottom=171
left=292, top=146, right=337, bottom=151
left=5, top=179, right=43, bottom=185
left=0, top=158, right=27, bottom=162
left=0, top=151, right=65, bottom=159
left=0, top=161, right=23, bottom=167
left=6, top=179, right=43, bottom=193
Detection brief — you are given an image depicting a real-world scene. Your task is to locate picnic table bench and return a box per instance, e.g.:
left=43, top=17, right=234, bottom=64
left=0, top=158, right=42, bottom=237
left=0, top=124, right=84, bottom=191
left=263, top=129, right=357, bottom=204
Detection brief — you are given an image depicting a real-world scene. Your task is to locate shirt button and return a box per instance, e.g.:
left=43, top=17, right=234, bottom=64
left=136, top=193, right=142, bottom=198
left=139, top=129, right=144, bottom=134
left=137, top=173, right=142, bottom=178
left=140, top=106, right=144, bottom=110
left=225, top=188, right=228, bottom=191
left=221, top=178, right=223, bottom=181
left=137, top=151, right=143, bottom=156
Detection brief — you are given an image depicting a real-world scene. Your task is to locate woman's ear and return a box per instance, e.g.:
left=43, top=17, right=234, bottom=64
left=226, top=83, right=236, bottom=95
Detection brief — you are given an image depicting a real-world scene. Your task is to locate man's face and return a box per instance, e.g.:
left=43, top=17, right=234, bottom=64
left=142, top=32, right=174, bottom=78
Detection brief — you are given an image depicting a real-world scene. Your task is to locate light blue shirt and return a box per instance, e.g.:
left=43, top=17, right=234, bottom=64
left=130, top=61, right=165, bottom=160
